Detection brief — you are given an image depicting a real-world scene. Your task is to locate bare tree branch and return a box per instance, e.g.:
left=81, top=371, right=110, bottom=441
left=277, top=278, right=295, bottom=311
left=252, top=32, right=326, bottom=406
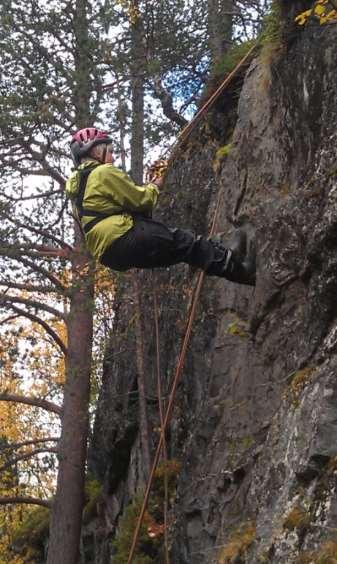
left=0, top=294, right=66, bottom=321
left=0, top=496, right=51, bottom=508
left=2, top=211, right=72, bottom=250
left=0, top=437, right=59, bottom=451
left=20, top=139, right=66, bottom=188
left=0, top=246, right=55, bottom=260
left=150, top=77, right=188, bottom=128
left=9, top=305, right=68, bottom=356
left=0, top=447, right=59, bottom=474
left=0, top=314, right=19, bottom=325
left=3, top=188, right=62, bottom=202
left=7, top=255, right=66, bottom=291
left=0, top=392, right=62, bottom=416
left=30, top=245, right=72, bottom=259
left=0, top=281, right=63, bottom=294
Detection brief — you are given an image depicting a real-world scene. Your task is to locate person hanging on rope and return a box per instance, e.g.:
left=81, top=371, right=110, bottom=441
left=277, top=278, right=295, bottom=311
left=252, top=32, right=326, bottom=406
left=65, top=127, right=256, bottom=285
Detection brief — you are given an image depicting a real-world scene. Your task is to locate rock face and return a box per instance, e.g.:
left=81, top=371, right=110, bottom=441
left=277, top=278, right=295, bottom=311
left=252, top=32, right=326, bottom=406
left=89, top=6, right=337, bottom=563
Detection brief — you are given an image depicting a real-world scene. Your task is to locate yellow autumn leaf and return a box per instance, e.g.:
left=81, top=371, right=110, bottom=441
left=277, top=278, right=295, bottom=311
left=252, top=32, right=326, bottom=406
left=295, top=9, right=313, bottom=25
left=314, top=3, right=326, bottom=14
left=295, top=0, right=337, bottom=25
left=320, top=9, right=337, bottom=23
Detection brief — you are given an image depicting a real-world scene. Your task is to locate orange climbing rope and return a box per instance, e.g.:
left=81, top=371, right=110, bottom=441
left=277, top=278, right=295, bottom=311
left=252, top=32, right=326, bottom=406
left=127, top=42, right=259, bottom=563
left=128, top=189, right=224, bottom=564
left=152, top=274, right=170, bottom=564
left=145, top=42, right=258, bottom=184
left=165, top=42, right=258, bottom=162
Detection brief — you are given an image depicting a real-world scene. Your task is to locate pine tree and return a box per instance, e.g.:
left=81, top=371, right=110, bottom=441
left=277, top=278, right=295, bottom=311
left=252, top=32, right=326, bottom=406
left=0, top=0, right=102, bottom=560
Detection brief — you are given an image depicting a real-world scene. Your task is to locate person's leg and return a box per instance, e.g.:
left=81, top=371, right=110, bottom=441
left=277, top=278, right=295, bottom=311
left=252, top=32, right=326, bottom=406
left=101, top=218, right=255, bottom=285
left=101, top=219, right=179, bottom=270
left=101, top=218, right=219, bottom=270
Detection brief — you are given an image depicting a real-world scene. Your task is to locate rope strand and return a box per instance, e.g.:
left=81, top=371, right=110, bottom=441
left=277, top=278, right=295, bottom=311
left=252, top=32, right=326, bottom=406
left=127, top=172, right=224, bottom=564
left=127, top=38, right=260, bottom=564
left=152, top=272, right=170, bottom=564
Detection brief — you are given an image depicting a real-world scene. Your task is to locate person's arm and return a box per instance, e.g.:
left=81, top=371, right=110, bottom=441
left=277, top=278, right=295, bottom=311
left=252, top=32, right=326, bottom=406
left=100, top=165, right=159, bottom=212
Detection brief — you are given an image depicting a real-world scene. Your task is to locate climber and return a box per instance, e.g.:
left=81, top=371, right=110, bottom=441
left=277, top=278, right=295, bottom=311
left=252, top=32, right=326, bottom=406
left=65, top=127, right=256, bottom=285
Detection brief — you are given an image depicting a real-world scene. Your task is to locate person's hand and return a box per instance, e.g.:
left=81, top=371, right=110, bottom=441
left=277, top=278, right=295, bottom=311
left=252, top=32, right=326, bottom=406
left=146, top=159, right=168, bottom=186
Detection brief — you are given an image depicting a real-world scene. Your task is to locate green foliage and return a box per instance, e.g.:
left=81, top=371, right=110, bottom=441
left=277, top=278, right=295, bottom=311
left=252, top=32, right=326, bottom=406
left=11, top=506, right=49, bottom=561
left=215, top=144, right=232, bottom=159
left=112, top=495, right=157, bottom=564
left=260, top=0, right=282, bottom=45
left=85, top=477, right=102, bottom=500
left=83, top=477, right=102, bottom=524
left=9, top=478, right=102, bottom=560
left=226, top=320, right=248, bottom=338
left=259, top=0, right=283, bottom=64
left=113, top=460, right=181, bottom=563
left=151, top=459, right=181, bottom=521
left=212, top=40, right=257, bottom=81
left=213, top=143, right=233, bottom=172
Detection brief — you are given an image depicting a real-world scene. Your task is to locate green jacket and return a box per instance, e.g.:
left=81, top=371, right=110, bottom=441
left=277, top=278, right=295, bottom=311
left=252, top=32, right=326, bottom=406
left=65, top=160, right=159, bottom=261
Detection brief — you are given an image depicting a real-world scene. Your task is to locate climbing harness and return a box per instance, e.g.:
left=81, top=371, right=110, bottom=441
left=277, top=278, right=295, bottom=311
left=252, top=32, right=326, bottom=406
left=75, top=164, right=111, bottom=234
left=75, top=164, right=146, bottom=234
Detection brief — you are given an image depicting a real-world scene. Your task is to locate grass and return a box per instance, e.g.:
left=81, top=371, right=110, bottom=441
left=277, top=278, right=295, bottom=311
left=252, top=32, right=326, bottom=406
left=218, top=522, right=256, bottom=563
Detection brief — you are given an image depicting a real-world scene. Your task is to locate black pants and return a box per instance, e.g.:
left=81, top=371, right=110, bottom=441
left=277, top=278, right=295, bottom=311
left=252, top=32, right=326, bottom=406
left=101, top=217, right=229, bottom=274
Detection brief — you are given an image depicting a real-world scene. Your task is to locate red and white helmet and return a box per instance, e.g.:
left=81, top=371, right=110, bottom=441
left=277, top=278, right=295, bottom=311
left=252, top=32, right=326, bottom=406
left=70, top=127, right=112, bottom=166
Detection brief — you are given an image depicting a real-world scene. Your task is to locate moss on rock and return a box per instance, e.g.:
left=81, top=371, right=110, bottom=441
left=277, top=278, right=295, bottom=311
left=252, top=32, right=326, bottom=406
left=213, top=143, right=233, bottom=172
left=218, top=521, right=256, bottom=563
left=83, top=477, right=103, bottom=524
left=297, top=538, right=337, bottom=563
left=112, top=460, right=181, bottom=562
left=284, top=367, right=315, bottom=407
left=283, top=505, right=311, bottom=532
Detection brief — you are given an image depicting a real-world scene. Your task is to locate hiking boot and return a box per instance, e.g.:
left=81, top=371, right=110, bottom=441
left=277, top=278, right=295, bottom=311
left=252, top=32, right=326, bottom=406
left=207, top=227, right=256, bottom=285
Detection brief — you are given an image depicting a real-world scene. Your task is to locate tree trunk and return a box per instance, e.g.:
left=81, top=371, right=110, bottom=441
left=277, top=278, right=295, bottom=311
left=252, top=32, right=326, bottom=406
left=47, top=0, right=95, bottom=561
left=129, top=3, right=151, bottom=481
left=47, top=224, right=94, bottom=564
left=116, top=75, right=128, bottom=172
left=207, top=0, right=233, bottom=70
left=72, top=0, right=92, bottom=126
left=130, top=0, right=145, bottom=185
left=133, top=274, right=151, bottom=481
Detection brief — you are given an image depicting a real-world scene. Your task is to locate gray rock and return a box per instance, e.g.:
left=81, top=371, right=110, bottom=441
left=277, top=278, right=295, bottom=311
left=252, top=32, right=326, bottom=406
left=89, top=17, right=337, bottom=564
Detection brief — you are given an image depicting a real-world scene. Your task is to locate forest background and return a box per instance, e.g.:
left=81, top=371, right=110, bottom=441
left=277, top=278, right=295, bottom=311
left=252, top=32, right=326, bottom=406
left=1, top=0, right=328, bottom=562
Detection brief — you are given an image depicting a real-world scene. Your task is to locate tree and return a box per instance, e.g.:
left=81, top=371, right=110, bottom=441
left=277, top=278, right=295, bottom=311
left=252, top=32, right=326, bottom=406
left=0, top=329, right=58, bottom=562
left=0, top=0, right=102, bottom=559
left=208, top=0, right=234, bottom=68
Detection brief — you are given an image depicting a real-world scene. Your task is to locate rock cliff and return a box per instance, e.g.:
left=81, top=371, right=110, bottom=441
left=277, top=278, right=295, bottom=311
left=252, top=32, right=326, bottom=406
left=89, top=4, right=337, bottom=562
